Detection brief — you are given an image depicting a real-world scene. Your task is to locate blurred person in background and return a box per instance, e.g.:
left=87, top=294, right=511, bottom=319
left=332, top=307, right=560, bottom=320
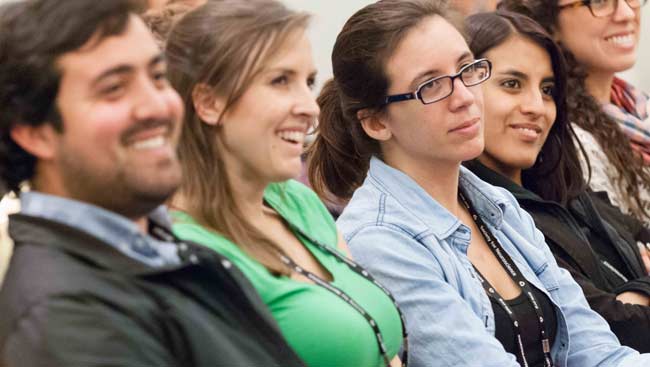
left=450, top=0, right=499, bottom=14
left=147, top=0, right=203, bottom=10
left=144, top=0, right=205, bottom=45
left=0, top=194, right=18, bottom=286
left=0, top=0, right=303, bottom=366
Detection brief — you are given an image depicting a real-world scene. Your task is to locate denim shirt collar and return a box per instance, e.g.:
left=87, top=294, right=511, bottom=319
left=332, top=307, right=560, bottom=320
left=367, top=156, right=509, bottom=240
left=20, top=191, right=180, bottom=267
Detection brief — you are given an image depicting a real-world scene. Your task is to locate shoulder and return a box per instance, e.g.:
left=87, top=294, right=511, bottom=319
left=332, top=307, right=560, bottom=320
left=266, top=180, right=338, bottom=246
left=2, top=243, right=126, bottom=302
left=338, top=183, right=431, bottom=243
left=0, top=243, right=159, bottom=342
left=172, top=211, right=231, bottom=250
left=265, top=179, right=325, bottom=213
left=460, top=167, right=545, bottom=241
left=171, top=212, right=267, bottom=276
left=460, top=166, right=521, bottom=211
left=571, top=123, right=608, bottom=161
left=1, top=272, right=175, bottom=366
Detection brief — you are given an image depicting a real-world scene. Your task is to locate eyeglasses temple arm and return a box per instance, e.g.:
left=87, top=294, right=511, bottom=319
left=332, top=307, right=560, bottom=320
left=384, top=93, right=417, bottom=105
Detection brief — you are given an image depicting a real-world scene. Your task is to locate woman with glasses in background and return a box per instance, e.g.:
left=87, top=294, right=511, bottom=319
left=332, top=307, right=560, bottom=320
left=308, top=0, right=650, bottom=365
left=502, top=0, right=650, bottom=229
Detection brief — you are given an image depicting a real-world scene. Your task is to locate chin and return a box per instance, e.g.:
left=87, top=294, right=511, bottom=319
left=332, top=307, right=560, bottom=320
left=615, top=60, right=637, bottom=73
left=521, top=160, right=537, bottom=170
left=461, top=139, right=485, bottom=162
left=271, top=167, right=303, bottom=183
left=602, top=55, right=638, bottom=73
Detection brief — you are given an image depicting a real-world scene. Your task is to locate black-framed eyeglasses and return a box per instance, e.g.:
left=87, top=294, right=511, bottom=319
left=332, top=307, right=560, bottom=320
left=383, top=58, right=492, bottom=106
left=559, top=0, right=647, bottom=17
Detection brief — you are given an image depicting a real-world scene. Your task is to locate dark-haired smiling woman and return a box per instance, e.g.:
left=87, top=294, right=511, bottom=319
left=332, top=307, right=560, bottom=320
left=464, top=10, right=650, bottom=353
left=500, top=0, right=650, bottom=226
left=308, top=0, right=650, bottom=366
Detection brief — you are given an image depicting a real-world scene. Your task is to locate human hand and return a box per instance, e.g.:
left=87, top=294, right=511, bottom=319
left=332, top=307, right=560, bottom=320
left=616, top=291, right=650, bottom=306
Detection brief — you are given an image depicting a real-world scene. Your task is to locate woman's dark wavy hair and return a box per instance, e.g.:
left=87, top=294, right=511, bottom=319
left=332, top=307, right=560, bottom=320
left=465, top=10, right=587, bottom=204
left=0, top=0, right=143, bottom=195
left=307, top=0, right=461, bottom=201
left=499, top=0, right=650, bottom=220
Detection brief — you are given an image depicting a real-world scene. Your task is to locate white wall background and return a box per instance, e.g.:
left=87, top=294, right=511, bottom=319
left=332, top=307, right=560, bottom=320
left=0, top=0, right=645, bottom=89
left=283, top=0, right=650, bottom=92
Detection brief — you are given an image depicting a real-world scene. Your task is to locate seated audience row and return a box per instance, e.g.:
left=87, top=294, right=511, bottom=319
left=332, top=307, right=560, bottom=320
left=309, top=0, right=650, bottom=365
left=0, top=0, right=649, bottom=366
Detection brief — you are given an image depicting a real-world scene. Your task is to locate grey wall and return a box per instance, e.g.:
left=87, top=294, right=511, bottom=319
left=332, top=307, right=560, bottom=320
left=281, top=0, right=373, bottom=92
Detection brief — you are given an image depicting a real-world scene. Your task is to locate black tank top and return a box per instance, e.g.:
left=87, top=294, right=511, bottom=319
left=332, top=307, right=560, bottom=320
left=491, top=286, right=558, bottom=367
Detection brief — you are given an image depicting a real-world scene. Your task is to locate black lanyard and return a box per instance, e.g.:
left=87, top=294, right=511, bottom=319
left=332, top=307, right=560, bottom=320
left=280, top=221, right=409, bottom=367
left=459, top=189, right=553, bottom=367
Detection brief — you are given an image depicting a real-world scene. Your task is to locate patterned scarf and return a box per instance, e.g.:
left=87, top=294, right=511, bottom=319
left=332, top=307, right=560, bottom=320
left=604, top=77, right=650, bottom=164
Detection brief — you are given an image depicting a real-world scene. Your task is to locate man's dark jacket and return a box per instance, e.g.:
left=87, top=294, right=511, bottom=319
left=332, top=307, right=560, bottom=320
left=0, top=213, right=304, bottom=366
left=467, top=161, right=650, bottom=352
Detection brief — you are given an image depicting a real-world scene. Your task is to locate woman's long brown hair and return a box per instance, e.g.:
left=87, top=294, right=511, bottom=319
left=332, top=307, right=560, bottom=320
left=307, top=0, right=460, bottom=201
left=465, top=10, right=588, bottom=204
left=165, top=0, right=310, bottom=275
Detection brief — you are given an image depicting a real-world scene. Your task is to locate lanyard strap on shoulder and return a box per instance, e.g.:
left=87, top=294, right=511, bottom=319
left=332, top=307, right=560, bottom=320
left=459, top=189, right=553, bottom=367
left=283, top=221, right=409, bottom=367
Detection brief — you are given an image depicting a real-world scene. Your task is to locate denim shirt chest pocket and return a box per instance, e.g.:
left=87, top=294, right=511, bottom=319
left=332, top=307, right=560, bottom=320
left=453, top=216, right=563, bottom=335
left=428, top=224, right=497, bottom=333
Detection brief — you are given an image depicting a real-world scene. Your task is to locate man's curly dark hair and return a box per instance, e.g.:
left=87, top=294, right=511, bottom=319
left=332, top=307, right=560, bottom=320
left=0, top=0, right=144, bottom=195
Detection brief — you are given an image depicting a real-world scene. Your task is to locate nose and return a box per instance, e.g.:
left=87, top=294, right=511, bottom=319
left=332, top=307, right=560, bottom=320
left=520, top=88, right=546, bottom=117
left=612, top=0, right=637, bottom=21
left=292, top=84, right=320, bottom=124
left=132, top=76, right=174, bottom=122
left=448, top=77, right=477, bottom=112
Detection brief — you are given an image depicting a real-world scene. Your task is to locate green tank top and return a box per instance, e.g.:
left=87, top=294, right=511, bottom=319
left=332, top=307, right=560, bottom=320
left=172, top=180, right=403, bottom=367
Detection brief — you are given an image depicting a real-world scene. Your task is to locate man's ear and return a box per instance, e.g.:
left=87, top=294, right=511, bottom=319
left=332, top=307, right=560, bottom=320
left=10, top=123, right=59, bottom=160
left=192, top=83, right=225, bottom=126
left=357, top=108, right=392, bottom=141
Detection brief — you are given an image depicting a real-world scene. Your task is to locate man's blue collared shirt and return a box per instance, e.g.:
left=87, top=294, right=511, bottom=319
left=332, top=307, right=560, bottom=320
left=20, top=191, right=180, bottom=267
left=337, top=157, right=649, bottom=367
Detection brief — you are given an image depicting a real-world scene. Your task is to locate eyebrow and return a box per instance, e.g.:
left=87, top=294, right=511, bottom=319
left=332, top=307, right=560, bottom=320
left=265, top=67, right=318, bottom=77
left=498, top=69, right=555, bottom=83
left=91, top=53, right=166, bottom=87
left=498, top=69, right=529, bottom=80
left=408, top=51, right=474, bottom=90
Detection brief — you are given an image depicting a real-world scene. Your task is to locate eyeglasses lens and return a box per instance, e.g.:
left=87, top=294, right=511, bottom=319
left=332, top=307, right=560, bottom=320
left=591, top=0, right=645, bottom=17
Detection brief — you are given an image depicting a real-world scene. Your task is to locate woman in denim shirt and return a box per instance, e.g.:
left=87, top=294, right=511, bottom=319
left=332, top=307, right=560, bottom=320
left=307, top=0, right=650, bottom=366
